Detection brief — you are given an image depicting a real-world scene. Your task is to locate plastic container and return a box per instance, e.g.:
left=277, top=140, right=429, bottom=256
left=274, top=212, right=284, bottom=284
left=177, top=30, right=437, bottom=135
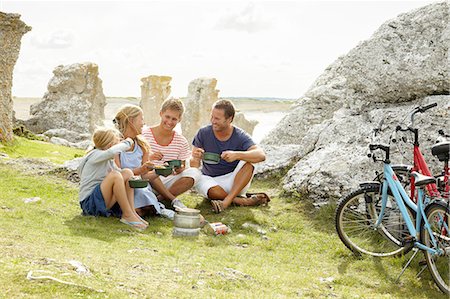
left=203, top=152, right=220, bottom=164
left=166, top=159, right=182, bottom=168
left=128, top=178, right=148, bottom=188
left=155, top=166, right=173, bottom=177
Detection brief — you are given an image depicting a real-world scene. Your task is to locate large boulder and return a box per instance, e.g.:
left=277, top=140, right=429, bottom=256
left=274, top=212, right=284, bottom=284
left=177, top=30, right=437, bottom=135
left=140, top=75, right=172, bottom=126
left=26, top=63, right=106, bottom=136
left=0, top=12, right=31, bottom=142
left=259, top=2, right=450, bottom=202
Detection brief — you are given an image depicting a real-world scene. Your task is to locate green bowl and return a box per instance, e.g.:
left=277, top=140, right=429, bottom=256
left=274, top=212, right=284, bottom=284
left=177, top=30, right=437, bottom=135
left=129, top=179, right=148, bottom=188
left=155, top=166, right=174, bottom=177
left=203, top=152, right=220, bottom=164
left=166, top=159, right=182, bottom=168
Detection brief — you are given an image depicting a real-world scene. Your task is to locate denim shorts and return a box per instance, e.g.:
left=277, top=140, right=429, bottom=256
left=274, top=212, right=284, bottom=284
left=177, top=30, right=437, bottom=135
left=80, top=184, right=122, bottom=217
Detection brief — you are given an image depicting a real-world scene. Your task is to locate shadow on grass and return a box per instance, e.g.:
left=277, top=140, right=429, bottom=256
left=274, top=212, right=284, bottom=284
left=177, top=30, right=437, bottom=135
left=65, top=214, right=138, bottom=242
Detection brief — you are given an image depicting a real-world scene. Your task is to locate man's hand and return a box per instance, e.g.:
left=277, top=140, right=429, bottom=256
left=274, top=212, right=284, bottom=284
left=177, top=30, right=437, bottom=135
left=149, top=151, right=164, bottom=161
left=221, top=151, right=239, bottom=162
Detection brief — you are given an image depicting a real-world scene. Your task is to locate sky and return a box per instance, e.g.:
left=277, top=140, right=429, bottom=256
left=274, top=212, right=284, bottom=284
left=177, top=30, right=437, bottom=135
left=2, top=0, right=437, bottom=99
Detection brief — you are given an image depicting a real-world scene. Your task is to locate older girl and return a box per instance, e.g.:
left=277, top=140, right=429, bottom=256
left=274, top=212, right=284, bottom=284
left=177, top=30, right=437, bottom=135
left=113, top=105, right=178, bottom=218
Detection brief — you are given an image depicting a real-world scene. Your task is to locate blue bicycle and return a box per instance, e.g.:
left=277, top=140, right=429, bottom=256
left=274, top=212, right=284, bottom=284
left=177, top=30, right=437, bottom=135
left=335, top=140, right=449, bottom=294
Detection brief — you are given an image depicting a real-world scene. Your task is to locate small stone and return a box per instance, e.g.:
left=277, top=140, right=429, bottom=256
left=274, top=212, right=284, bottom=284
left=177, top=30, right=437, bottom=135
left=319, top=276, right=334, bottom=283
left=23, top=197, right=41, bottom=203
left=173, top=268, right=181, bottom=274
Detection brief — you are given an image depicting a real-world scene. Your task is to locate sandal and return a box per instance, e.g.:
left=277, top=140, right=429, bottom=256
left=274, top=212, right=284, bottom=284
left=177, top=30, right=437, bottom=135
left=244, top=192, right=271, bottom=206
left=210, top=200, right=224, bottom=214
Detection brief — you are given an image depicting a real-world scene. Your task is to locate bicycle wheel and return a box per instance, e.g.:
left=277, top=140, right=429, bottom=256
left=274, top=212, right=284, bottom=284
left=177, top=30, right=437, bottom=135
left=420, top=201, right=450, bottom=295
left=335, top=186, right=409, bottom=257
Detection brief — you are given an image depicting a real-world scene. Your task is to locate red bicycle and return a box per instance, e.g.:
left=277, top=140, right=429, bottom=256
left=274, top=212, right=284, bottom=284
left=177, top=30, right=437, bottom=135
left=376, top=103, right=449, bottom=201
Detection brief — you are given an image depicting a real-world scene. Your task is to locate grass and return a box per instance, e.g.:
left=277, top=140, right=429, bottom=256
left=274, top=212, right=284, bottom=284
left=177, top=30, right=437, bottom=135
left=0, top=139, right=446, bottom=298
left=0, top=137, right=85, bottom=164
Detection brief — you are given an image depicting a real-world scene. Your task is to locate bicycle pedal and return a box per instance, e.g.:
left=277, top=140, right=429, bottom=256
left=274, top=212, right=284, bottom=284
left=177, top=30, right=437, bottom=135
left=401, top=235, right=415, bottom=246
left=418, top=259, right=427, bottom=266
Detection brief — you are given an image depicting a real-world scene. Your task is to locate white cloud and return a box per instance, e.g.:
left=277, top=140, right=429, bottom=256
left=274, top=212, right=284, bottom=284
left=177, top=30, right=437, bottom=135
left=30, top=30, right=74, bottom=49
left=215, top=2, right=271, bottom=33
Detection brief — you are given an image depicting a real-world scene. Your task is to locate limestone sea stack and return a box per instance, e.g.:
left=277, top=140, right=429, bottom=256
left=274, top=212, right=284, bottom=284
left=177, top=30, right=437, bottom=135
left=26, top=62, right=106, bottom=136
left=0, top=12, right=31, bottom=142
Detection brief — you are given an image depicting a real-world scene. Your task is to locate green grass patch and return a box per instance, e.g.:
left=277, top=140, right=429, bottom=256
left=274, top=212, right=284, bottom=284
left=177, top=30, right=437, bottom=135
left=0, top=140, right=447, bottom=298
left=0, top=137, right=84, bottom=164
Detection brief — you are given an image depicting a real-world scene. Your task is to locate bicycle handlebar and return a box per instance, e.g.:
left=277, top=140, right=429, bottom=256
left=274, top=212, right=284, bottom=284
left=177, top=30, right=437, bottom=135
left=416, top=102, right=437, bottom=113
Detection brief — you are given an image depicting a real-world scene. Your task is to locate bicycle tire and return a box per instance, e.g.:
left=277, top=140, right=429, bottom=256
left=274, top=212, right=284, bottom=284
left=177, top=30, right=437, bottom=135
left=420, top=201, right=450, bottom=295
left=335, top=186, right=410, bottom=257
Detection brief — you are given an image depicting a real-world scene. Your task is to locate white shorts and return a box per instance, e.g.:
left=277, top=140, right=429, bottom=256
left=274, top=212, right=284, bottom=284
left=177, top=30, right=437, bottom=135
left=195, top=160, right=255, bottom=198
left=160, top=167, right=202, bottom=189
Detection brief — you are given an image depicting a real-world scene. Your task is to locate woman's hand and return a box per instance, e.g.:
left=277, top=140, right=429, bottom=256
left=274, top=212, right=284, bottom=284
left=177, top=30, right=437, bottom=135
left=149, top=150, right=164, bottom=161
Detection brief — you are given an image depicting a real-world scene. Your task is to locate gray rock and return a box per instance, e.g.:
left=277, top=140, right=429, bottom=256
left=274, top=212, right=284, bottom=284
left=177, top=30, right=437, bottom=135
left=49, top=136, right=92, bottom=149
left=43, top=128, right=90, bottom=143
left=26, top=63, right=106, bottom=134
left=140, top=75, right=172, bottom=126
left=260, top=2, right=450, bottom=203
left=62, top=157, right=83, bottom=171
left=181, top=78, right=256, bottom=143
left=0, top=12, right=31, bottom=142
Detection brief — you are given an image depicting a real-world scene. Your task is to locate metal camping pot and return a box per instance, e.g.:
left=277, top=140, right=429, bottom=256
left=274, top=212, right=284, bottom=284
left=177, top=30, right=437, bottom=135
left=172, top=208, right=201, bottom=236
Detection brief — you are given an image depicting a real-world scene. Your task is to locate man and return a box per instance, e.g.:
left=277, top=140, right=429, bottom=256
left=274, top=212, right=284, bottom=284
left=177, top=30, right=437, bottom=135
left=191, top=99, right=269, bottom=213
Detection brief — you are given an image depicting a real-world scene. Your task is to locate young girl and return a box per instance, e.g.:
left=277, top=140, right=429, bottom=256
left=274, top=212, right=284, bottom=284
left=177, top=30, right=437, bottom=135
left=77, top=127, right=147, bottom=230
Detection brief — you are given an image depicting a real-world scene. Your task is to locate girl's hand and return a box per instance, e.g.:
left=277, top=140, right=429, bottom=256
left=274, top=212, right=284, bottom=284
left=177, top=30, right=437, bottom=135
left=138, top=161, right=154, bottom=175
left=125, top=137, right=134, bottom=147
left=143, top=161, right=154, bottom=170
left=149, top=151, right=163, bottom=161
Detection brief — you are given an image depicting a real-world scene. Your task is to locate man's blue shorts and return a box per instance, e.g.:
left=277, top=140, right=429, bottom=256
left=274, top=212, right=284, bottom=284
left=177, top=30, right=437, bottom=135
left=80, top=184, right=122, bottom=217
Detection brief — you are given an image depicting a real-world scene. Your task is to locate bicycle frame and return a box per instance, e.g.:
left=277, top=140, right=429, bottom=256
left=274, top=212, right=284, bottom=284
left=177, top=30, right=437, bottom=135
left=411, top=144, right=442, bottom=199
left=375, top=163, right=447, bottom=256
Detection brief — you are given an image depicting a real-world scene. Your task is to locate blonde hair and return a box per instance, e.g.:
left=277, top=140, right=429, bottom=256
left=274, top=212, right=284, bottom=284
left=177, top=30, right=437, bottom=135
left=161, top=97, right=184, bottom=116
left=114, top=104, right=150, bottom=153
left=92, top=127, right=120, bottom=150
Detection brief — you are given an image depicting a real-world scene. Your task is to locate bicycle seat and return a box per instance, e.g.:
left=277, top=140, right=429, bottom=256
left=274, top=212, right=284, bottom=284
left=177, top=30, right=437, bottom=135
left=411, top=172, right=436, bottom=187
left=431, top=141, right=449, bottom=162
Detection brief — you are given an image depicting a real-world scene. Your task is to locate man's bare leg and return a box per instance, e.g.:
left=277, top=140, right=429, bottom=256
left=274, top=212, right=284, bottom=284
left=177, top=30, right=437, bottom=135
left=168, top=177, right=194, bottom=197
left=207, top=162, right=254, bottom=209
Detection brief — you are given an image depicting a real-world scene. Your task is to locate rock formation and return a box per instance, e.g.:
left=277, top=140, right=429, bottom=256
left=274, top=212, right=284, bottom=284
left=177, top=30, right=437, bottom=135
left=26, top=63, right=106, bottom=137
left=0, top=12, right=31, bottom=142
left=258, top=2, right=450, bottom=203
left=140, top=75, right=172, bottom=126
left=181, top=77, right=258, bottom=143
